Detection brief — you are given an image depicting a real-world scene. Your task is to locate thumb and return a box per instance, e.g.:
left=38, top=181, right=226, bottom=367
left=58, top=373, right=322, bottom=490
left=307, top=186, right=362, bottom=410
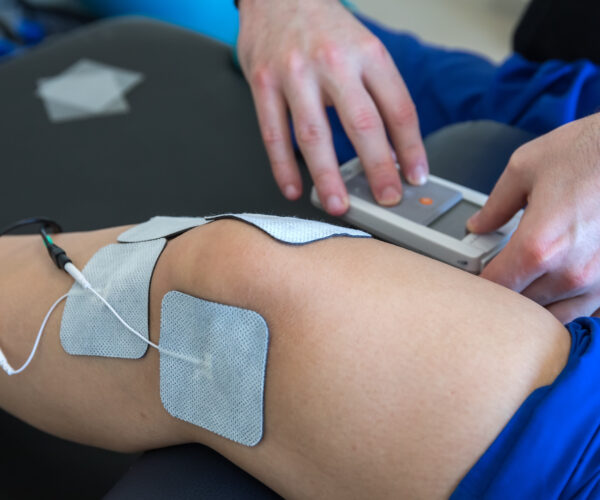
left=467, top=165, right=529, bottom=234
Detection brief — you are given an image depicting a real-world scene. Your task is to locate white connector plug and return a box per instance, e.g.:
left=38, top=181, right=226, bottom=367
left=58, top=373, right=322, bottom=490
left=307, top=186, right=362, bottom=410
left=0, top=348, right=16, bottom=376
left=64, top=262, right=91, bottom=289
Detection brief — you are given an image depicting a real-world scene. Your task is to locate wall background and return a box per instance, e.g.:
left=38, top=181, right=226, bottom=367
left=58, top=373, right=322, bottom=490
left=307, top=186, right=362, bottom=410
left=353, top=0, right=530, bottom=61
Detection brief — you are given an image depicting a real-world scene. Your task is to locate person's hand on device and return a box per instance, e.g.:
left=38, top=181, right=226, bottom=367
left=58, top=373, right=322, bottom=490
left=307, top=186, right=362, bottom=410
left=468, top=114, right=600, bottom=323
left=237, top=0, right=429, bottom=215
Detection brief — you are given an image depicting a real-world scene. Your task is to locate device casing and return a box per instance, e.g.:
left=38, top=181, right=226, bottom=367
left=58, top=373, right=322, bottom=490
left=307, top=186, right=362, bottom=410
left=311, top=158, right=521, bottom=274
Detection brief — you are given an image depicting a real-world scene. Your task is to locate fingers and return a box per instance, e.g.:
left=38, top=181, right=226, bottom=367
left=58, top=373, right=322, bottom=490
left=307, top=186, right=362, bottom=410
left=521, top=273, right=586, bottom=307
left=467, top=160, right=530, bottom=234
left=251, top=71, right=302, bottom=200
left=250, top=70, right=303, bottom=201
left=480, top=211, right=545, bottom=292
left=363, top=52, right=428, bottom=186
left=285, top=75, right=349, bottom=215
left=547, top=294, right=600, bottom=324
left=325, top=78, right=403, bottom=207
left=519, top=236, right=600, bottom=311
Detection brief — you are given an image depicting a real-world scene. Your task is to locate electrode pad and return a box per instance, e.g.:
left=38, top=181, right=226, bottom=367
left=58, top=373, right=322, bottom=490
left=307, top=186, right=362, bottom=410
left=117, top=213, right=370, bottom=245
left=60, top=239, right=166, bottom=358
left=117, top=216, right=208, bottom=243
left=159, top=291, right=269, bottom=446
left=206, top=213, right=370, bottom=244
left=59, top=213, right=370, bottom=445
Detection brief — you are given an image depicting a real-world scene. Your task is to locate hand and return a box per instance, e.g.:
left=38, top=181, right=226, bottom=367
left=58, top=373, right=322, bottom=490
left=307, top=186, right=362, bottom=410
left=467, top=114, right=600, bottom=323
left=237, top=0, right=429, bottom=215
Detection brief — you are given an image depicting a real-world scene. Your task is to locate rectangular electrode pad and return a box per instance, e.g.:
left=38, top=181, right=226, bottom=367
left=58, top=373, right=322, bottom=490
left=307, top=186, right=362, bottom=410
left=59, top=214, right=371, bottom=445
left=118, top=214, right=371, bottom=245
left=159, top=291, right=269, bottom=446
left=117, top=216, right=208, bottom=243
left=60, top=239, right=166, bottom=358
left=206, top=213, right=370, bottom=244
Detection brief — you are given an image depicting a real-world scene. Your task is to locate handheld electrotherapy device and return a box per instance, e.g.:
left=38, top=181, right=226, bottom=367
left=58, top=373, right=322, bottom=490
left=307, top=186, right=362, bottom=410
left=311, top=158, right=522, bottom=274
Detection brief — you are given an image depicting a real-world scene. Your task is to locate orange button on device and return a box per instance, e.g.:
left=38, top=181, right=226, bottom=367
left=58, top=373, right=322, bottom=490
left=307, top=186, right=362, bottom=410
left=419, top=197, right=434, bottom=206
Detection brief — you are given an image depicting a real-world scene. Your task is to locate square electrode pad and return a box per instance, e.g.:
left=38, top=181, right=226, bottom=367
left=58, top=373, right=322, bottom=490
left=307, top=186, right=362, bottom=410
left=159, top=291, right=269, bottom=446
left=118, top=214, right=370, bottom=245
left=37, top=59, right=144, bottom=123
left=118, top=216, right=208, bottom=243
left=206, top=213, right=370, bottom=243
left=60, top=239, right=166, bottom=358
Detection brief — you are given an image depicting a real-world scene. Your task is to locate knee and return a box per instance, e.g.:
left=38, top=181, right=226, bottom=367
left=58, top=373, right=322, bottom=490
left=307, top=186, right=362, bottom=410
left=157, top=219, right=289, bottom=310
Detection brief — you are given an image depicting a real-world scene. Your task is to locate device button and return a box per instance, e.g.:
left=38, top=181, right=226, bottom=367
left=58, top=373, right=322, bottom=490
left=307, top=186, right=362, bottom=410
left=419, top=197, right=434, bottom=206
left=471, top=232, right=505, bottom=251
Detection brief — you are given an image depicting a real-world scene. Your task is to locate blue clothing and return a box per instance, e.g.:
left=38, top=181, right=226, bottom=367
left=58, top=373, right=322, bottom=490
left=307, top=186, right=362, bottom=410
left=0, top=1, right=86, bottom=61
left=452, top=316, right=600, bottom=499
left=327, top=15, right=600, bottom=164
left=80, top=0, right=239, bottom=46
left=0, top=3, right=45, bottom=60
left=78, top=0, right=356, bottom=47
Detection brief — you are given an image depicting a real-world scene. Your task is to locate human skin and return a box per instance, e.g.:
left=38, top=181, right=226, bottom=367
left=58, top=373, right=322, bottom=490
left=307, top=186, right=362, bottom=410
left=237, top=0, right=429, bottom=215
left=0, top=220, right=569, bottom=498
left=469, top=113, right=600, bottom=323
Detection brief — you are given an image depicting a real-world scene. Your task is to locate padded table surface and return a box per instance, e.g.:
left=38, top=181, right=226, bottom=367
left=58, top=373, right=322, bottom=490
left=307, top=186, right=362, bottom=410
left=0, top=17, right=324, bottom=234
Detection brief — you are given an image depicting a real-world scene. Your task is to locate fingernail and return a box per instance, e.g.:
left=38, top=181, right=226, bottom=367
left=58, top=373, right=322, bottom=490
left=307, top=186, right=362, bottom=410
left=467, top=210, right=481, bottom=231
left=326, top=194, right=347, bottom=214
left=284, top=184, right=300, bottom=200
left=408, top=164, right=428, bottom=186
left=378, top=186, right=402, bottom=206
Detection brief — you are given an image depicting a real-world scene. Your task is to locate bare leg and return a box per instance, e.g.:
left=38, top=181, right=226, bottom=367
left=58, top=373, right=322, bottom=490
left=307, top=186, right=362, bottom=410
left=0, top=220, right=569, bottom=498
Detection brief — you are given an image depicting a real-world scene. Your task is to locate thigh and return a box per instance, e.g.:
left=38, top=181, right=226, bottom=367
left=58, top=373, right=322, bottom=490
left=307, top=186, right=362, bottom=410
left=0, top=227, right=186, bottom=452
left=0, top=220, right=570, bottom=499
left=156, top=220, right=570, bottom=499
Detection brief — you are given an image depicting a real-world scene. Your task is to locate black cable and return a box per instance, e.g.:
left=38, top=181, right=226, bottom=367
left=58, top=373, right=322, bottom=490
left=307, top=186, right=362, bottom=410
left=0, top=217, right=62, bottom=237
left=0, top=217, right=71, bottom=269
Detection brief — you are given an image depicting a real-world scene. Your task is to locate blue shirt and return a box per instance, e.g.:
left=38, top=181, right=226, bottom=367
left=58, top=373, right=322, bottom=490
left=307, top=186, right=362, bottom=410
left=327, top=15, right=600, bottom=164
left=452, top=317, right=600, bottom=499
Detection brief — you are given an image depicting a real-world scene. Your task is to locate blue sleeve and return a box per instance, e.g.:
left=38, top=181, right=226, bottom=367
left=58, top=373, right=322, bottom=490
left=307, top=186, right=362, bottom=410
left=329, top=15, right=600, bottom=164
left=79, top=0, right=240, bottom=46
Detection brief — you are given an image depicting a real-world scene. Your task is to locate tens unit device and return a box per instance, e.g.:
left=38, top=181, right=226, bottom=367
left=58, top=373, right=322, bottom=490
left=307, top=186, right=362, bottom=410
left=311, top=158, right=522, bottom=273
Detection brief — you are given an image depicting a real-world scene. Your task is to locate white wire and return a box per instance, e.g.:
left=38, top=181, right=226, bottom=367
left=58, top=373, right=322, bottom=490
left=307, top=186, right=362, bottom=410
left=63, top=263, right=197, bottom=365
left=0, top=264, right=199, bottom=376
left=8, top=293, right=69, bottom=375
left=85, top=286, right=199, bottom=365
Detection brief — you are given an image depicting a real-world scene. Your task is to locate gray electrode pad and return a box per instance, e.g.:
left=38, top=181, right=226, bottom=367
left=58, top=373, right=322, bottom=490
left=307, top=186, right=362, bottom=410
left=117, top=216, right=208, bottom=243
left=160, top=291, right=269, bottom=446
left=118, top=213, right=371, bottom=245
left=37, top=59, right=144, bottom=123
left=59, top=214, right=370, bottom=445
left=206, top=213, right=371, bottom=244
left=60, top=239, right=166, bottom=358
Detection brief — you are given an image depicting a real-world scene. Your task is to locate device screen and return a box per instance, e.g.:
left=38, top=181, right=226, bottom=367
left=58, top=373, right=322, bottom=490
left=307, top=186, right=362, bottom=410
left=427, top=200, right=480, bottom=240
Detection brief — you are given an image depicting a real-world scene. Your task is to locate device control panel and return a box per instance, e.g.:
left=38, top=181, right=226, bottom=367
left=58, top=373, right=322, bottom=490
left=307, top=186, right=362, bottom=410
left=311, top=157, right=522, bottom=273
